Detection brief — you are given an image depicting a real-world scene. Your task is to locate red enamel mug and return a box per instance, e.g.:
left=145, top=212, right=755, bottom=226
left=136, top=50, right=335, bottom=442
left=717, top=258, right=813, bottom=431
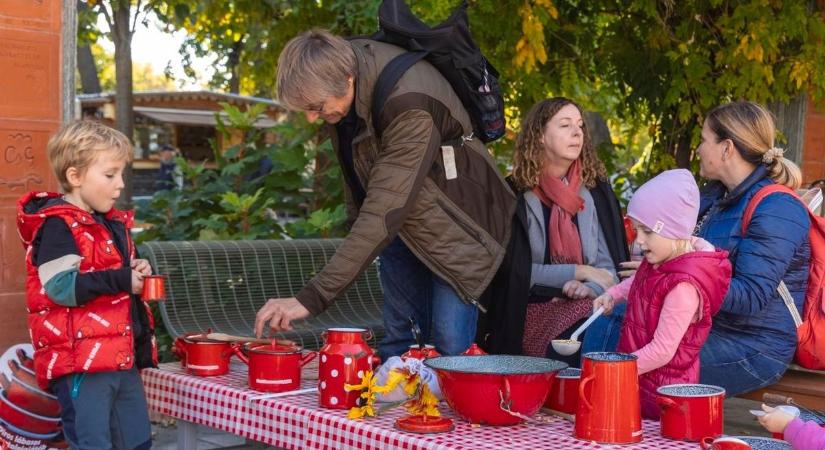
left=657, top=384, right=725, bottom=441
left=233, top=342, right=317, bottom=392
left=172, top=333, right=238, bottom=376
left=141, top=275, right=166, bottom=301
left=575, top=352, right=642, bottom=444
left=544, top=367, right=580, bottom=414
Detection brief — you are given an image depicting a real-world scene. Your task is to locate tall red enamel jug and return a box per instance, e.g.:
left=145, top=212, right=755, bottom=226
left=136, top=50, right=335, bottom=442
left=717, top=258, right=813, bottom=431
left=318, top=328, right=379, bottom=409
left=575, top=352, right=642, bottom=444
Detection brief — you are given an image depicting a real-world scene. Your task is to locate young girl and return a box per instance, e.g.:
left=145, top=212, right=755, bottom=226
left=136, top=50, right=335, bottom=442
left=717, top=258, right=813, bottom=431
left=593, top=169, right=732, bottom=419
left=758, top=403, right=825, bottom=449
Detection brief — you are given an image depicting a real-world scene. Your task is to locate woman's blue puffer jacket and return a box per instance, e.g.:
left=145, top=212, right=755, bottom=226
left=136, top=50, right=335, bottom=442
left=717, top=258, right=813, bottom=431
left=697, top=165, right=810, bottom=362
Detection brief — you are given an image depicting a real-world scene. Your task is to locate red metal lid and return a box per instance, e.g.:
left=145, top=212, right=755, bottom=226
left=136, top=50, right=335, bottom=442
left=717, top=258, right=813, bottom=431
left=246, top=342, right=301, bottom=355
left=394, top=415, right=454, bottom=434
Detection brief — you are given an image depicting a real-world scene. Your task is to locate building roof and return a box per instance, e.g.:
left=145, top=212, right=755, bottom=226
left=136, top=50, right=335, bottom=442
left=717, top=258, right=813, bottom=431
left=134, top=106, right=277, bottom=128
left=78, top=90, right=283, bottom=111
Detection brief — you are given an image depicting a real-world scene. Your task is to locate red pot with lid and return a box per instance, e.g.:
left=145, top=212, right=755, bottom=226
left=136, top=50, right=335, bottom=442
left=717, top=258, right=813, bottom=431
left=233, top=342, right=317, bottom=392
left=657, top=383, right=725, bottom=441
left=318, top=328, right=379, bottom=409
left=172, top=332, right=238, bottom=377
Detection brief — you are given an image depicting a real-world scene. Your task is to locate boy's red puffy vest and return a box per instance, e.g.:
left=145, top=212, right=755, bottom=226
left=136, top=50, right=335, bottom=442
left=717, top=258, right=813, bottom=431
left=618, top=248, right=731, bottom=419
left=17, top=192, right=157, bottom=389
left=743, top=184, right=825, bottom=370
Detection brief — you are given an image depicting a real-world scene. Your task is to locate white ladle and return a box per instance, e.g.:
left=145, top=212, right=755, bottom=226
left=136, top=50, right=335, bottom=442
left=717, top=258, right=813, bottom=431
left=551, top=306, right=605, bottom=356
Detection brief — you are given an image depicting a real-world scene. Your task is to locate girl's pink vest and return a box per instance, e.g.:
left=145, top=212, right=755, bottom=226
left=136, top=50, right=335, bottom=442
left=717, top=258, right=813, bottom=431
left=617, top=249, right=731, bottom=419
left=17, top=192, right=158, bottom=389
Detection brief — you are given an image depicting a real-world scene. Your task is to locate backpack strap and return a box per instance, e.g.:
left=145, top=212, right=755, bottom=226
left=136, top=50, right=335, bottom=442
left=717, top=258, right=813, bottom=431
left=741, top=183, right=805, bottom=328
left=741, top=184, right=797, bottom=234
left=371, top=51, right=428, bottom=137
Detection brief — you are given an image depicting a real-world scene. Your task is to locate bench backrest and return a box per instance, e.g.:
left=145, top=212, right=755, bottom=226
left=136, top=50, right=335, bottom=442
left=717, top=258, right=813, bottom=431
left=139, top=239, right=385, bottom=350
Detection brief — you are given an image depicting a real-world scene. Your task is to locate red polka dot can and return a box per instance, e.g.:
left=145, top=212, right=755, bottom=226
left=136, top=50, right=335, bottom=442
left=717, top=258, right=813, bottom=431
left=318, top=328, right=379, bottom=409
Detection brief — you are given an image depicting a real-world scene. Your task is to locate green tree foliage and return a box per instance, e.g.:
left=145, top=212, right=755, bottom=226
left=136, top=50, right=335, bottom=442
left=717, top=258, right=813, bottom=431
left=136, top=103, right=347, bottom=243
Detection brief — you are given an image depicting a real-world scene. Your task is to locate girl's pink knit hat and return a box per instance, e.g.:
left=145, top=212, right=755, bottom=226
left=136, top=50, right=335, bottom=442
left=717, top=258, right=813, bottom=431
left=626, top=169, right=699, bottom=240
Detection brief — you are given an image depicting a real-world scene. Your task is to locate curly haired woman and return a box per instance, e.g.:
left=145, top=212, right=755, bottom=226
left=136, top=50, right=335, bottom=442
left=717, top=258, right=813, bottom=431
left=479, top=97, right=629, bottom=364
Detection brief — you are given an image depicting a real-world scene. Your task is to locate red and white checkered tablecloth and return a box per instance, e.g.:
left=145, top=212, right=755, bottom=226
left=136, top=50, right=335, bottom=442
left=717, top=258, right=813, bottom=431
left=141, top=363, right=698, bottom=450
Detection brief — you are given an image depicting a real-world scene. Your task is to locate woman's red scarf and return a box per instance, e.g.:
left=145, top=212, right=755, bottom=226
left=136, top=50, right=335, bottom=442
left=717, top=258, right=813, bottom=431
left=532, top=159, right=585, bottom=264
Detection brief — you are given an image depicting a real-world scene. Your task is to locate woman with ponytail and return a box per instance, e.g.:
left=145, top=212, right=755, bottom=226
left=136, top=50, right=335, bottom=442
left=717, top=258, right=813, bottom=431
left=695, top=101, right=810, bottom=395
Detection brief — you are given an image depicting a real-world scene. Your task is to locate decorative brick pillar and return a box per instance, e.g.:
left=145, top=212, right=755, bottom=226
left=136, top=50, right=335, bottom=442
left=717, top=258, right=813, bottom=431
left=0, top=0, right=74, bottom=351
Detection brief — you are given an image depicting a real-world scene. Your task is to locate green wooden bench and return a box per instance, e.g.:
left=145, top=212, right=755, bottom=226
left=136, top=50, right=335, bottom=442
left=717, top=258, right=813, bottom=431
left=139, top=239, right=385, bottom=350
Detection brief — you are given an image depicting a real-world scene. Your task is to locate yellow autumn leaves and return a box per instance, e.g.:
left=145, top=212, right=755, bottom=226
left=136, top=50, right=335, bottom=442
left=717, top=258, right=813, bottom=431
left=514, top=0, right=558, bottom=73
left=344, top=369, right=441, bottom=420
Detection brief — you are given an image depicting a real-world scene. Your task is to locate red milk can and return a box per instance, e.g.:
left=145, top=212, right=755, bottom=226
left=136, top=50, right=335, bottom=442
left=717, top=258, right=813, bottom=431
left=318, top=328, right=379, bottom=409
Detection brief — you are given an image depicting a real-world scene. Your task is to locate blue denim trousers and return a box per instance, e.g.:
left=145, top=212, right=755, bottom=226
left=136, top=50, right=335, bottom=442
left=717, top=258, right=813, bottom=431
left=52, top=368, right=152, bottom=450
left=699, top=328, right=791, bottom=396
left=581, top=303, right=626, bottom=354
left=378, top=237, right=478, bottom=361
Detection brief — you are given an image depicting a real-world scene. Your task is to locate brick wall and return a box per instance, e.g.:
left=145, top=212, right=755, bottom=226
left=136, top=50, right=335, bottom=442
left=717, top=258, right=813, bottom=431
left=803, top=98, right=825, bottom=185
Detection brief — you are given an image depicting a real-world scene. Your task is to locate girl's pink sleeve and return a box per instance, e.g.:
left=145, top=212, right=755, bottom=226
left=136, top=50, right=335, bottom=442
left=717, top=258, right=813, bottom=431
left=784, top=417, right=825, bottom=450
left=633, top=282, right=700, bottom=375
left=606, top=275, right=634, bottom=302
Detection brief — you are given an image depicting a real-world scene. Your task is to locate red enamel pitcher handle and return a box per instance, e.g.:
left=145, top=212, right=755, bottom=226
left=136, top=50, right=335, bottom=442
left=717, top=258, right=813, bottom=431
left=578, top=373, right=595, bottom=412
left=172, top=338, right=187, bottom=361
left=656, top=396, right=679, bottom=411
left=231, top=344, right=249, bottom=365
left=700, top=436, right=715, bottom=450
left=300, top=351, right=317, bottom=367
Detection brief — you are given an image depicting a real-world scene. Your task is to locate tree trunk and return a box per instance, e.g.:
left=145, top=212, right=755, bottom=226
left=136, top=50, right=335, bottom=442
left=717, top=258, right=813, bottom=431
left=673, top=116, right=697, bottom=169
left=76, top=0, right=100, bottom=94
left=112, top=3, right=134, bottom=209
left=77, top=44, right=101, bottom=94
left=227, top=39, right=243, bottom=94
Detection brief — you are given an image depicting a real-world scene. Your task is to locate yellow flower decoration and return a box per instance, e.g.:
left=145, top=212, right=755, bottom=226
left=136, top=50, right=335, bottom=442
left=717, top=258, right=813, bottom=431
left=404, top=383, right=441, bottom=417
left=344, top=365, right=441, bottom=420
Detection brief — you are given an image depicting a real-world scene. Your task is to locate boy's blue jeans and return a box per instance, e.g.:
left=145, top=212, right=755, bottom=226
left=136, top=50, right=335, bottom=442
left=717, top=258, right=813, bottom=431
left=52, top=367, right=151, bottom=450
left=378, top=237, right=478, bottom=361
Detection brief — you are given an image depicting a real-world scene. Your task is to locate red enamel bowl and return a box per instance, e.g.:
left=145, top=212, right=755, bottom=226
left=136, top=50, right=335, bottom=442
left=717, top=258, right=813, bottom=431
left=0, top=389, right=60, bottom=435
left=424, top=355, right=567, bottom=426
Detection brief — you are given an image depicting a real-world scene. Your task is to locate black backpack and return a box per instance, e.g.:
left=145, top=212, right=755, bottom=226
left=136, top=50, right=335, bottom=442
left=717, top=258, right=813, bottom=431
left=370, top=0, right=506, bottom=143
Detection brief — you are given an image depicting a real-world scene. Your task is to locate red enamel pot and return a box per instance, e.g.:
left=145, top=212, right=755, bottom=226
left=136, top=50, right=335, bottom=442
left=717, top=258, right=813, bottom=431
left=657, top=384, right=725, bottom=441
left=0, top=390, right=60, bottom=435
left=400, top=345, right=440, bottom=361
left=424, top=355, right=567, bottom=426
left=172, top=333, right=238, bottom=377
left=233, top=343, right=317, bottom=392
left=544, top=367, right=580, bottom=414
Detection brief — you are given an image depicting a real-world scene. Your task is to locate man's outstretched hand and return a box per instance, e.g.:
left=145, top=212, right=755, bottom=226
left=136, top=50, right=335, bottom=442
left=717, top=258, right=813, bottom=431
left=254, top=297, right=311, bottom=337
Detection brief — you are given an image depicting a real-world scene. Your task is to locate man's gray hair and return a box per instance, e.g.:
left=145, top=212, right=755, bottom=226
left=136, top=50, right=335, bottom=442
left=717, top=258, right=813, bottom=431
left=276, top=29, right=357, bottom=111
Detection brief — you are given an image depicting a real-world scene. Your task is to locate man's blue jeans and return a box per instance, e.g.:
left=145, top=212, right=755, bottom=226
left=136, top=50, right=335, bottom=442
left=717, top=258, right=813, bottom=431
left=378, top=237, right=478, bottom=361
left=581, top=303, right=625, bottom=354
